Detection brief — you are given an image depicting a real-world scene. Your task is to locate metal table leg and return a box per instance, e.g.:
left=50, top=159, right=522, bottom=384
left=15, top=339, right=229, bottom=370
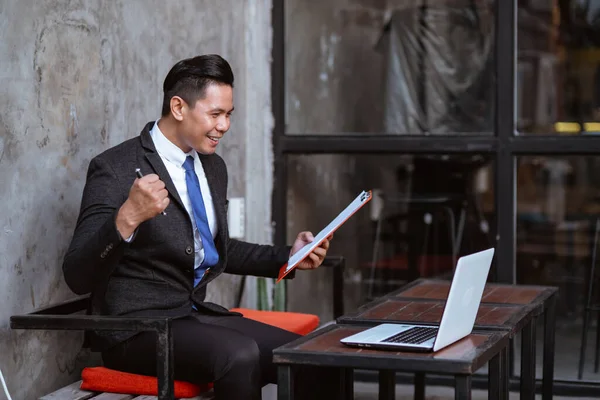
left=379, top=370, right=395, bottom=400
left=343, top=368, right=354, bottom=400
left=489, top=350, right=501, bottom=400
left=543, top=294, right=557, bottom=400
left=278, top=365, right=294, bottom=400
left=501, top=342, right=510, bottom=400
left=521, top=318, right=537, bottom=400
left=414, top=372, right=425, bottom=400
left=501, top=345, right=509, bottom=400
left=455, top=375, right=472, bottom=400
left=508, top=338, right=515, bottom=379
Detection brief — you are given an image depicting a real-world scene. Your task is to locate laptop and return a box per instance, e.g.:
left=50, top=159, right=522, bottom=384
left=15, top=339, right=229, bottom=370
left=340, top=248, right=495, bottom=352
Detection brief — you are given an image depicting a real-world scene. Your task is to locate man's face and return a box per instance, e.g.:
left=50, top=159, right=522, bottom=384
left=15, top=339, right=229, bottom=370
left=179, top=83, right=234, bottom=155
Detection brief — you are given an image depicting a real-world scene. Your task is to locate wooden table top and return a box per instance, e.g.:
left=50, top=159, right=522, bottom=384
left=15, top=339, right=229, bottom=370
left=337, top=298, right=533, bottom=333
left=388, top=279, right=557, bottom=311
left=273, top=324, right=509, bottom=375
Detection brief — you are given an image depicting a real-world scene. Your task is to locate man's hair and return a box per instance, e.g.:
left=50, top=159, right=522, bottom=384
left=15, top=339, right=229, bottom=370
left=161, top=54, right=234, bottom=116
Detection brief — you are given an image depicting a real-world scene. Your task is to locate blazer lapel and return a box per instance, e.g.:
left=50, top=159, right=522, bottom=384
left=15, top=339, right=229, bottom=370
left=139, top=123, right=186, bottom=212
left=144, top=152, right=186, bottom=212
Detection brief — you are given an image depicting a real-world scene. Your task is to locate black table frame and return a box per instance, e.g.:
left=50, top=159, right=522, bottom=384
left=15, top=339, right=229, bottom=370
left=398, top=279, right=557, bottom=400
left=338, top=279, right=558, bottom=400
left=338, top=300, right=535, bottom=399
left=273, top=324, right=510, bottom=400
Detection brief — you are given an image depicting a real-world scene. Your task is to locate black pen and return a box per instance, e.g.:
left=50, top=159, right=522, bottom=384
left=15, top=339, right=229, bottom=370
left=135, top=168, right=167, bottom=216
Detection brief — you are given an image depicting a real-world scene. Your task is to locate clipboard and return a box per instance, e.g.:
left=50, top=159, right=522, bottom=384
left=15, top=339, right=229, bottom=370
left=277, top=190, right=373, bottom=282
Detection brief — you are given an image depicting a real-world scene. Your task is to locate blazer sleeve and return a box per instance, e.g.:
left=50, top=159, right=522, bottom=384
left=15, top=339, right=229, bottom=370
left=224, top=239, right=294, bottom=279
left=212, top=154, right=295, bottom=279
left=62, top=156, right=129, bottom=294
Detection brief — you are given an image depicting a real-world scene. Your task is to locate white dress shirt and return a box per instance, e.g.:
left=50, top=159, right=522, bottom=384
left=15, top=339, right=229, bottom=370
left=149, top=121, right=218, bottom=270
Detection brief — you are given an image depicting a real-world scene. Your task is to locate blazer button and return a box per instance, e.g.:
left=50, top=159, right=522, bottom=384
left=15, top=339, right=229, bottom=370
left=185, top=246, right=193, bottom=255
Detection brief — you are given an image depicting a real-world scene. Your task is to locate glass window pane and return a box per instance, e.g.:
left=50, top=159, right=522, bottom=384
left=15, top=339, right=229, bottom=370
left=285, top=0, right=496, bottom=135
left=286, top=154, right=495, bottom=321
left=517, top=1, right=600, bottom=135
left=517, top=155, right=600, bottom=382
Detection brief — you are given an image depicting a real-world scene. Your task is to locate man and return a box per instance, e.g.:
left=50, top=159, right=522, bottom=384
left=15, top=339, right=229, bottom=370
left=63, top=54, right=335, bottom=399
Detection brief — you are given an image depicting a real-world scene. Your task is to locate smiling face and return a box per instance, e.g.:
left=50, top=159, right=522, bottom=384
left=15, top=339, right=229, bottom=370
left=168, top=82, right=234, bottom=154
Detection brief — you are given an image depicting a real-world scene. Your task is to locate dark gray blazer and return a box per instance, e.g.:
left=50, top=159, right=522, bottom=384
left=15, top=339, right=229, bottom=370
left=62, top=121, right=291, bottom=351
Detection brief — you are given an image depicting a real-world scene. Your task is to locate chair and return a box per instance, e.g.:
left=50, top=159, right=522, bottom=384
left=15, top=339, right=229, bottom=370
left=366, top=194, right=462, bottom=300
left=11, top=256, right=346, bottom=399
left=365, top=155, right=493, bottom=299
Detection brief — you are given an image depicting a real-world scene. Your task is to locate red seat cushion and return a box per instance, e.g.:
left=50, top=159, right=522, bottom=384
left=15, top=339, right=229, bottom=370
left=80, top=366, right=211, bottom=398
left=230, top=308, right=320, bottom=336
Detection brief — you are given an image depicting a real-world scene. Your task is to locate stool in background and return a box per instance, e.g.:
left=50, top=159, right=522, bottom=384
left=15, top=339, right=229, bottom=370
left=578, top=218, right=600, bottom=379
left=366, top=195, right=465, bottom=300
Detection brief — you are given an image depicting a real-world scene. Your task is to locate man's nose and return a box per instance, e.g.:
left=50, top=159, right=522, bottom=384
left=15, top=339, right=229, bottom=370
left=216, top=117, right=229, bottom=132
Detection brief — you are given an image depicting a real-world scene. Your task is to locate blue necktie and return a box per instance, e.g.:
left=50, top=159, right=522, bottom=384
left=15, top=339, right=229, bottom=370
left=183, top=156, right=219, bottom=286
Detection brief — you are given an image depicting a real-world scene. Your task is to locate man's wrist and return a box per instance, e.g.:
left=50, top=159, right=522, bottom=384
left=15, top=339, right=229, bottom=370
left=116, top=200, right=140, bottom=239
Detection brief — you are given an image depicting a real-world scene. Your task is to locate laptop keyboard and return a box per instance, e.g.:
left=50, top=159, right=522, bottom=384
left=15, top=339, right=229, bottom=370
left=381, top=327, right=438, bottom=345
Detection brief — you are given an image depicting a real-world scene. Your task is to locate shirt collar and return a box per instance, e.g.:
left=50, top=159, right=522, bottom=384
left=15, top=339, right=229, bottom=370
left=149, top=120, right=197, bottom=168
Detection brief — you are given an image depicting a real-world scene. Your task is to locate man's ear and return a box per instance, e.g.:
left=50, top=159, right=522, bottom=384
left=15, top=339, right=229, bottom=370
left=170, top=96, right=186, bottom=121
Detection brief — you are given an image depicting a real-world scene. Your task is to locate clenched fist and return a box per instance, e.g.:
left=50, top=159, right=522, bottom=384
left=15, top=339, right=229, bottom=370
left=116, top=174, right=170, bottom=239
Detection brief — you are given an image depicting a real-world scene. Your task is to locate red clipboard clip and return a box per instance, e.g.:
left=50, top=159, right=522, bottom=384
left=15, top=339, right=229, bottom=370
left=277, top=263, right=290, bottom=282
left=276, top=190, right=372, bottom=283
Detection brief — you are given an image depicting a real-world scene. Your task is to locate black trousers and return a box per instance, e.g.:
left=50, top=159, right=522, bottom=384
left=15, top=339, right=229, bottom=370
left=102, top=312, right=342, bottom=400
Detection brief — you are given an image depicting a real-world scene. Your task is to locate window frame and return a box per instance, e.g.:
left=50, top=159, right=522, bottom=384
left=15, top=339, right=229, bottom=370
left=271, top=0, right=600, bottom=393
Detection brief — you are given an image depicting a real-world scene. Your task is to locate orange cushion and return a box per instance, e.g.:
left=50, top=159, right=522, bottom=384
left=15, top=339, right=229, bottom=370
left=230, top=308, right=320, bottom=336
left=80, top=366, right=211, bottom=398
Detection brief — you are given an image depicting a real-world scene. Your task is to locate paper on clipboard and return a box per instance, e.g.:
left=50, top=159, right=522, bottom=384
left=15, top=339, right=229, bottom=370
left=277, top=190, right=372, bottom=282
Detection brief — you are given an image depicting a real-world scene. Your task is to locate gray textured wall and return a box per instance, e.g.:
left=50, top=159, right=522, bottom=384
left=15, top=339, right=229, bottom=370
left=0, top=0, right=274, bottom=398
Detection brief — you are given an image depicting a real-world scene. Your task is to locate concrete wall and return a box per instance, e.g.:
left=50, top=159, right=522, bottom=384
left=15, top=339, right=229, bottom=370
left=0, top=0, right=273, bottom=398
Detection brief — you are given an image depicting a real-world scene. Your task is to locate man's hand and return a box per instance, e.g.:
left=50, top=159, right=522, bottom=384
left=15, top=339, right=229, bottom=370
left=116, top=174, right=170, bottom=238
left=290, top=231, right=333, bottom=270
